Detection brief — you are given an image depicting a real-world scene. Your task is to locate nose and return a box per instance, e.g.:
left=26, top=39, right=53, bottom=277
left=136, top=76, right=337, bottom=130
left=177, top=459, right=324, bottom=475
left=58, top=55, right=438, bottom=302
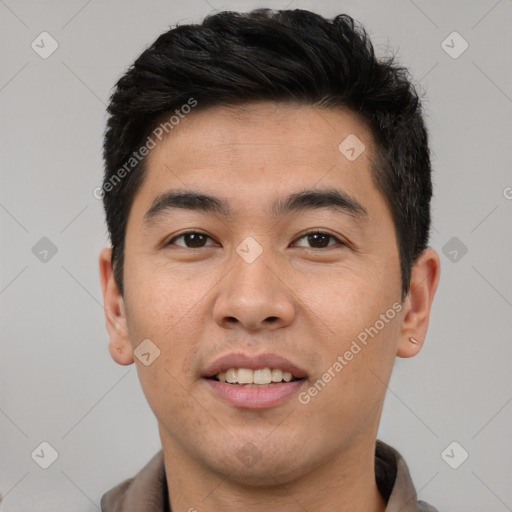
left=213, top=246, right=296, bottom=333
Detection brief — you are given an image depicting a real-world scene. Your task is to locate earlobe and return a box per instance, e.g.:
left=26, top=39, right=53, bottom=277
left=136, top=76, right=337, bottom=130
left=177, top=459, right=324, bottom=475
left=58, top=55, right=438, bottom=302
left=107, top=339, right=134, bottom=365
left=396, top=248, right=441, bottom=358
left=99, top=247, right=134, bottom=365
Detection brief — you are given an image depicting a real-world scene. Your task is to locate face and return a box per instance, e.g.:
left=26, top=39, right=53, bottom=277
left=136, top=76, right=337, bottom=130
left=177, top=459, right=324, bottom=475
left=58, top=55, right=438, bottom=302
left=100, top=101, right=439, bottom=486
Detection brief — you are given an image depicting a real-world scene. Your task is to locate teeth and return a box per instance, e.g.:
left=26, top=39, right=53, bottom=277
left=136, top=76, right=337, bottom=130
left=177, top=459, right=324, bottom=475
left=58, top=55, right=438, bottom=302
left=254, top=368, right=272, bottom=384
left=271, top=369, right=283, bottom=382
left=225, top=368, right=237, bottom=383
left=214, top=367, right=298, bottom=385
left=237, top=368, right=253, bottom=384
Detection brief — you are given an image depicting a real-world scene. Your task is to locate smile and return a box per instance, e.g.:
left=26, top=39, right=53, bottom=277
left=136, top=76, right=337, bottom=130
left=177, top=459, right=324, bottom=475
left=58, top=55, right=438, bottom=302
left=212, top=367, right=299, bottom=386
left=202, top=351, right=308, bottom=408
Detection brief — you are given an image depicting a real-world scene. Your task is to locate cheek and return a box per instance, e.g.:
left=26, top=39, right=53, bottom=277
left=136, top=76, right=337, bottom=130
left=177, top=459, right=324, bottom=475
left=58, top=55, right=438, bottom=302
left=125, top=283, right=204, bottom=431
left=136, top=357, right=203, bottom=440
left=124, top=256, right=201, bottom=333
left=311, top=268, right=398, bottom=342
left=304, top=269, right=401, bottom=399
left=124, top=259, right=214, bottom=386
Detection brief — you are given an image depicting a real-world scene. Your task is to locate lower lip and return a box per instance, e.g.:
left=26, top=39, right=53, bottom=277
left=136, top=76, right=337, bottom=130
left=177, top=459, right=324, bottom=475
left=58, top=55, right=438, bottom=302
left=204, top=378, right=305, bottom=409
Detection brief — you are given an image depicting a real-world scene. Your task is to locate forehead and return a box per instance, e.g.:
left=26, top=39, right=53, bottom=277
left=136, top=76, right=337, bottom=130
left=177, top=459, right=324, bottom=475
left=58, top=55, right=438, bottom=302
left=153, top=101, right=372, bottom=166
left=131, top=101, right=381, bottom=221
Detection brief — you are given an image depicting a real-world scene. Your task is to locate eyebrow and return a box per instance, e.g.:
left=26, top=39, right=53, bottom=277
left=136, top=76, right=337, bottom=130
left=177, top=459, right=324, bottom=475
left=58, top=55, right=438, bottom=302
left=143, top=187, right=368, bottom=227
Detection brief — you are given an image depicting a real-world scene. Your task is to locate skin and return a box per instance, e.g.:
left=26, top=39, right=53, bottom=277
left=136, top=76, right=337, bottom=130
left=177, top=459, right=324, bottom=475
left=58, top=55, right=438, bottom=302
left=99, top=101, right=440, bottom=512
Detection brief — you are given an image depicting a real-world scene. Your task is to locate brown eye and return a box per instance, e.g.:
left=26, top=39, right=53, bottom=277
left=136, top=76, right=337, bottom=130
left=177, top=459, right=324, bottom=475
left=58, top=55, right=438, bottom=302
left=294, top=231, right=343, bottom=249
left=167, top=232, right=214, bottom=248
left=307, top=233, right=330, bottom=248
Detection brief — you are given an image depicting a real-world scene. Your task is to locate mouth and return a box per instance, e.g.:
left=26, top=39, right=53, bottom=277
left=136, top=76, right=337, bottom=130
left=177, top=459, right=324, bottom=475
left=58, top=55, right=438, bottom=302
left=202, top=353, right=308, bottom=409
left=207, top=367, right=302, bottom=386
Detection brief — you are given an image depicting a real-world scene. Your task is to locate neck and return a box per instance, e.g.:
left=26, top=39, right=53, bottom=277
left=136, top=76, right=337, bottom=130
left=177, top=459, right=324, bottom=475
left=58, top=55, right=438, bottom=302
left=159, top=428, right=387, bottom=512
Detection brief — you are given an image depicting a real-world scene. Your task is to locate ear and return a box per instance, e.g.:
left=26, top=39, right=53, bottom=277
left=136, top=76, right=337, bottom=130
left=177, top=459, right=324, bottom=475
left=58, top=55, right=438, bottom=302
left=396, top=248, right=441, bottom=358
left=98, top=247, right=134, bottom=365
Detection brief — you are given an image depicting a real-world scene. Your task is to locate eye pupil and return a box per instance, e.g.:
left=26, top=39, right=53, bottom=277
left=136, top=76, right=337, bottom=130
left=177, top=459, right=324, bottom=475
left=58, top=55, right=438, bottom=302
left=308, top=233, right=330, bottom=248
left=185, top=233, right=206, bottom=248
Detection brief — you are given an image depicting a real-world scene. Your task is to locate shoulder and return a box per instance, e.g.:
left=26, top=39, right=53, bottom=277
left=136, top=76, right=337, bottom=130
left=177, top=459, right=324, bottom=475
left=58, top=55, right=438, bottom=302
left=100, top=450, right=167, bottom=512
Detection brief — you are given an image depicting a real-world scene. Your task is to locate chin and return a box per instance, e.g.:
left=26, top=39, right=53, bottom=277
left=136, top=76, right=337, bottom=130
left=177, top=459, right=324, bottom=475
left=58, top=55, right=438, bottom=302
left=204, top=440, right=315, bottom=487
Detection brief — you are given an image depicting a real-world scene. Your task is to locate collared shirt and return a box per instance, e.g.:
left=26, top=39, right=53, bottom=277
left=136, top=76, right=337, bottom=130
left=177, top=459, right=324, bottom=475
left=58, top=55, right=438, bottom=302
left=100, top=440, right=439, bottom=511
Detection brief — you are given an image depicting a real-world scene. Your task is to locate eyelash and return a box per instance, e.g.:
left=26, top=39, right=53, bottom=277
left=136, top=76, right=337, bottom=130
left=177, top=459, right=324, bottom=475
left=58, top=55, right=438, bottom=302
left=166, top=229, right=345, bottom=249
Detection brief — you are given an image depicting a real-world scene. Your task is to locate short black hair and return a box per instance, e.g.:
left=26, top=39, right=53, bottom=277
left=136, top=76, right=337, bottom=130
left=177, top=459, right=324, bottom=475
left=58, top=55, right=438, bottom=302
left=102, top=8, right=432, bottom=301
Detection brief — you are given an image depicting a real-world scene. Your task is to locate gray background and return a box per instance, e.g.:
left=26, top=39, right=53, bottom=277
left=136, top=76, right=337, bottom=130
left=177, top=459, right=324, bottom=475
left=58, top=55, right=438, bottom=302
left=1, top=0, right=511, bottom=510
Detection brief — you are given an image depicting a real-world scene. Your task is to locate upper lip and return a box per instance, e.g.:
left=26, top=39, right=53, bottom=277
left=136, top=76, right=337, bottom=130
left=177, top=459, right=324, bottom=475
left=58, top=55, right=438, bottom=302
left=202, top=352, right=308, bottom=379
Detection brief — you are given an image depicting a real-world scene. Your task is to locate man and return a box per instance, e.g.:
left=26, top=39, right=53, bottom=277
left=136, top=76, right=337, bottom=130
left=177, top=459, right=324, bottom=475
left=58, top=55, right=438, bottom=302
left=98, top=8, right=441, bottom=512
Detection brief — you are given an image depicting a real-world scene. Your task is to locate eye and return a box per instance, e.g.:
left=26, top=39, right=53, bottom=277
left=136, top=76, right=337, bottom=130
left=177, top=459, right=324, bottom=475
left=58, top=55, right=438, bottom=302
left=293, top=231, right=344, bottom=249
left=166, top=231, right=216, bottom=248
left=166, top=230, right=344, bottom=250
